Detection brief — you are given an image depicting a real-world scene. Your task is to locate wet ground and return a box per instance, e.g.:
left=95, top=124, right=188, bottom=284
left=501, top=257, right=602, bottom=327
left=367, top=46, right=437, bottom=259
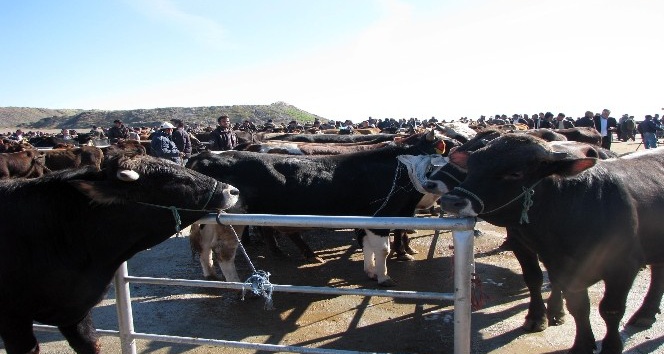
left=5, top=140, right=663, bottom=354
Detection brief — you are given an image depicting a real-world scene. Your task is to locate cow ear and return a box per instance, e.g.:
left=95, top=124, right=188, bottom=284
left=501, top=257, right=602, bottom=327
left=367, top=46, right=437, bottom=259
left=68, top=180, right=123, bottom=205
left=551, top=157, right=597, bottom=177
left=449, top=150, right=470, bottom=169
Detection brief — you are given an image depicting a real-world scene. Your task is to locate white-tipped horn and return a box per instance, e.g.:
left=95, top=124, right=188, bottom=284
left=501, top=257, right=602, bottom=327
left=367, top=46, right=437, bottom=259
left=117, top=169, right=140, bottom=182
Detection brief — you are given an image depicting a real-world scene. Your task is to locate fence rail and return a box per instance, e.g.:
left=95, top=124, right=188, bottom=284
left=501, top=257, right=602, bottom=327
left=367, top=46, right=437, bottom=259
left=37, top=213, right=476, bottom=354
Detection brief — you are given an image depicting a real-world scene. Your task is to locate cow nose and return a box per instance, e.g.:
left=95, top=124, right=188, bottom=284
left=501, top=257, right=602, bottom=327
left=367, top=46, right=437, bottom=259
left=423, top=181, right=438, bottom=191
left=439, top=194, right=467, bottom=214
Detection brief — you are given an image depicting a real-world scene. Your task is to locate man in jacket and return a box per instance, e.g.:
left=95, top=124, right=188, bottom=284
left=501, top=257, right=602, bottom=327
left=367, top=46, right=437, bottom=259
left=593, top=108, right=618, bottom=149
left=107, top=119, right=130, bottom=143
left=171, top=119, right=192, bottom=165
left=209, top=115, right=238, bottom=151
left=150, top=122, right=182, bottom=164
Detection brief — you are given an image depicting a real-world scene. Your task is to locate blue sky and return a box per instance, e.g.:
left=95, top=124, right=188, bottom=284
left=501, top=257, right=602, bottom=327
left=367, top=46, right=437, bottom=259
left=1, top=0, right=662, bottom=122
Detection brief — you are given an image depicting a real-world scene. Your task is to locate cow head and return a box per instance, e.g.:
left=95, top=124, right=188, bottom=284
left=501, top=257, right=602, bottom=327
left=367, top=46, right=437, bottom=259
left=422, top=129, right=503, bottom=195
left=439, top=134, right=597, bottom=222
left=69, top=154, right=239, bottom=211
left=396, top=129, right=461, bottom=157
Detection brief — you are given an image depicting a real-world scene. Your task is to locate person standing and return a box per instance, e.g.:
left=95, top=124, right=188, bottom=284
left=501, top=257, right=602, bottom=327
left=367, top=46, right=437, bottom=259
left=209, top=115, right=238, bottom=151
left=554, top=113, right=574, bottom=129
left=538, top=112, right=555, bottom=129
left=593, top=108, right=618, bottom=149
left=638, top=115, right=661, bottom=149
left=150, top=122, right=182, bottom=164
left=108, top=119, right=130, bottom=143
left=171, top=119, right=192, bottom=165
left=575, top=111, right=595, bottom=127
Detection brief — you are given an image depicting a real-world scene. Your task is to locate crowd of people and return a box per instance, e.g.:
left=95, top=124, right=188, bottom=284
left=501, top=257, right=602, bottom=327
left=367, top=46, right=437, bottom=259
left=3, top=109, right=663, bottom=164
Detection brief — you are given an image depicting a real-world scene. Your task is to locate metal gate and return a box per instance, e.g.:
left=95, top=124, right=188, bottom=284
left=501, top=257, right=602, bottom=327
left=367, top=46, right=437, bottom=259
left=38, top=213, right=476, bottom=354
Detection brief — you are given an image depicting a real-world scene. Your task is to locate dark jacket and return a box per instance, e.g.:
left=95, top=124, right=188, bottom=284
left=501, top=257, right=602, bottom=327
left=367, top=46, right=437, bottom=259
left=209, top=127, right=238, bottom=151
left=107, top=125, right=129, bottom=143
left=575, top=117, right=595, bottom=128
left=592, top=116, right=618, bottom=138
left=553, top=119, right=575, bottom=129
left=638, top=119, right=661, bottom=134
left=171, top=128, right=192, bottom=158
left=150, top=130, right=182, bottom=164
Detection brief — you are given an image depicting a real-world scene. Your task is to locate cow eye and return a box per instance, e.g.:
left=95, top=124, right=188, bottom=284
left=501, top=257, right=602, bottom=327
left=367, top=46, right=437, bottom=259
left=503, top=171, right=524, bottom=180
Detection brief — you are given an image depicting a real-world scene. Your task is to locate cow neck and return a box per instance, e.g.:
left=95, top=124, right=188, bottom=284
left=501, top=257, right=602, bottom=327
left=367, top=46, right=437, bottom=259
left=453, top=179, right=543, bottom=224
left=136, top=180, right=219, bottom=234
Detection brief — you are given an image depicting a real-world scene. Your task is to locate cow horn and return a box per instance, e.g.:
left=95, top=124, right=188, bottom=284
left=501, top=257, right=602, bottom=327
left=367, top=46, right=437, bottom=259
left=117, top=169, right=140, bottom=181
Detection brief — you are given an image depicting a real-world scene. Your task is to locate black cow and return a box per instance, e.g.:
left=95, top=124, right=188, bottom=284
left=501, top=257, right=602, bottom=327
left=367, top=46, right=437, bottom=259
left=438, top=134, right=664, bottom=353
left=0, top=154, right=239, bottom=354
left=188, top=130, right=454, bottom=286
left=424, top=131, right=618, bottom=333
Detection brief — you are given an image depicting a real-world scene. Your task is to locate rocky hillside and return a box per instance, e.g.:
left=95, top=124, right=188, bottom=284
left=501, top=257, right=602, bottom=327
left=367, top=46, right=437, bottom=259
left=0, top=102, right=326, bottom=129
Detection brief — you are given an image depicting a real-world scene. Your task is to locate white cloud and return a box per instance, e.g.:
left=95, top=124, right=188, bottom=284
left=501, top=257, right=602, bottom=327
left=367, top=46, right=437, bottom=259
left=94, top=0, right=664, bottom=121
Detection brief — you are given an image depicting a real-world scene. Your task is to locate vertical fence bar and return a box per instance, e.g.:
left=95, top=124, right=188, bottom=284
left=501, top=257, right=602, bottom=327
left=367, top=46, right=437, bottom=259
left=453, top=229, right=474, bottom=354
left=113, top=262, right=137, bottom=354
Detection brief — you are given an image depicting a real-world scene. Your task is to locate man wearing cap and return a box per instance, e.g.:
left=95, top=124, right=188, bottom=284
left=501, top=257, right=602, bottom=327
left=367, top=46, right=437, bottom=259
left=209, top=115, right=238, bottom=151
left=150, top=122, right=182, bottom=164
left=108, top=119, right=129, bottom=143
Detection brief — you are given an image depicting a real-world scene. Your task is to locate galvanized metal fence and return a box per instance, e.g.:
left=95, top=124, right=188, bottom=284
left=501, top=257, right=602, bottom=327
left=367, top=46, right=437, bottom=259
left=37, top=213, right=476, bottom=354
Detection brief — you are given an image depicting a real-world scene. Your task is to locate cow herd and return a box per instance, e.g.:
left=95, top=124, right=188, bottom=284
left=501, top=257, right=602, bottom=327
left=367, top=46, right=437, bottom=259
left=1, top=124, right=662, bottom=353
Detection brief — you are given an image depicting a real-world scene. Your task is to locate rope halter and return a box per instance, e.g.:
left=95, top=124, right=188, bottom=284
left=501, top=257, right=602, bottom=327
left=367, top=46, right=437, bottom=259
left=137, top=180, right=219, bottom=234
left=452, top=179, right=542, bottom=224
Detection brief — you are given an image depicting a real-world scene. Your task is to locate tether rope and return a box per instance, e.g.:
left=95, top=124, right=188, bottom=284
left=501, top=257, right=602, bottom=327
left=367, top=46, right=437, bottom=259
left=217, top=212, right=274, bottom=310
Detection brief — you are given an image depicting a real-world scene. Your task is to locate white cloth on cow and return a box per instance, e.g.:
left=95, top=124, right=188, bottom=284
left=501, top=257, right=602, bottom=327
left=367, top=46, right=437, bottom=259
left=397, top=154, right=449, bottom=194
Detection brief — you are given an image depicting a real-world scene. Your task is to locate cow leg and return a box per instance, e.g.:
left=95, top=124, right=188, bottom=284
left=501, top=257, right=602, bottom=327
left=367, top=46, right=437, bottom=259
left=510, top=235, right=549, bottom=332
left=198, top=226, right=220, bottom=280
left=0, top=316, right=39, bottom=354
left=259, top=227, right=289, bottom=258
left=362, top=230, right=395, bottom=287
left=546, top=282, right=566, bottom=326
left=628, top=264, right=664, bottom=327
left=213, top=224, right=243, bottom=282
left=190, top=224, right=220, bottom=280
left=58, top=312, right=100, bottom=354
left=598, top=266, right=639, bottom=354
left=391, top=230, right=415, bottom=261
left=284, top=231, right=324, bottom=263
left=564, top=289, right=597, bottom=354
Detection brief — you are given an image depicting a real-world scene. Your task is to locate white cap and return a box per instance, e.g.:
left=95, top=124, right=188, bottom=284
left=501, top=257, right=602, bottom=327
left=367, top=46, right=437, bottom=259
left=159, top=122, right=175, bottom=130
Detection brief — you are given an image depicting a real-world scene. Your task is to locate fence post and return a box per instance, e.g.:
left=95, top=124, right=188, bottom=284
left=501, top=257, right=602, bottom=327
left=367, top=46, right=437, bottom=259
left=114, top=262, right=137, bottom=354
left=453, top=229, right=474, bottom=354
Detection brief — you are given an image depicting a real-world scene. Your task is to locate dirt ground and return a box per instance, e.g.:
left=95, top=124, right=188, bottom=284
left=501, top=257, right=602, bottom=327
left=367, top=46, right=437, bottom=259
left=4, top=140, right=664, bottom=354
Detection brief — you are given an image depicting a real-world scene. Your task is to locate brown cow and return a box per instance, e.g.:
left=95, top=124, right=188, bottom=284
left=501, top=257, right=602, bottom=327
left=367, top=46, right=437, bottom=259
left=43, top=146, right=104, bottom=171
left=0, top=139, right=33, bottom=153
left=101, top=139, right=147, bottom=158
left=0, top=150, right=49, bottom=179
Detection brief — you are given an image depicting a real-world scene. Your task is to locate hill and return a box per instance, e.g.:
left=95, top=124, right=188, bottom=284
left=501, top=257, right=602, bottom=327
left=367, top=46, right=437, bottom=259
left=0, top=102, right=326, bottom=129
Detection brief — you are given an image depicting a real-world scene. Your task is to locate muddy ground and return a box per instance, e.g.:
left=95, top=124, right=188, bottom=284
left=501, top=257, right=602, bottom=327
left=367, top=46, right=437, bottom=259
left=5, top=140, right=664, bottom=354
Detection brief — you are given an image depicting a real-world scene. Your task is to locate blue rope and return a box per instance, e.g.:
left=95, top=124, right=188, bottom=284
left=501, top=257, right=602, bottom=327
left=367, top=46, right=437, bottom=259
left=169, top=206, right=182, bottom=236
left=217, top=213, right=275, bottom=310
left=242, top=270, right=274, bottom=310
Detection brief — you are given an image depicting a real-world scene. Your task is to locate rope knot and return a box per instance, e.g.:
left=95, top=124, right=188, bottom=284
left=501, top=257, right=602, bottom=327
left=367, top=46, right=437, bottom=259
left=519, top=186, right=536, bottom=224
left=242, top=270, right=274, bottom=310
